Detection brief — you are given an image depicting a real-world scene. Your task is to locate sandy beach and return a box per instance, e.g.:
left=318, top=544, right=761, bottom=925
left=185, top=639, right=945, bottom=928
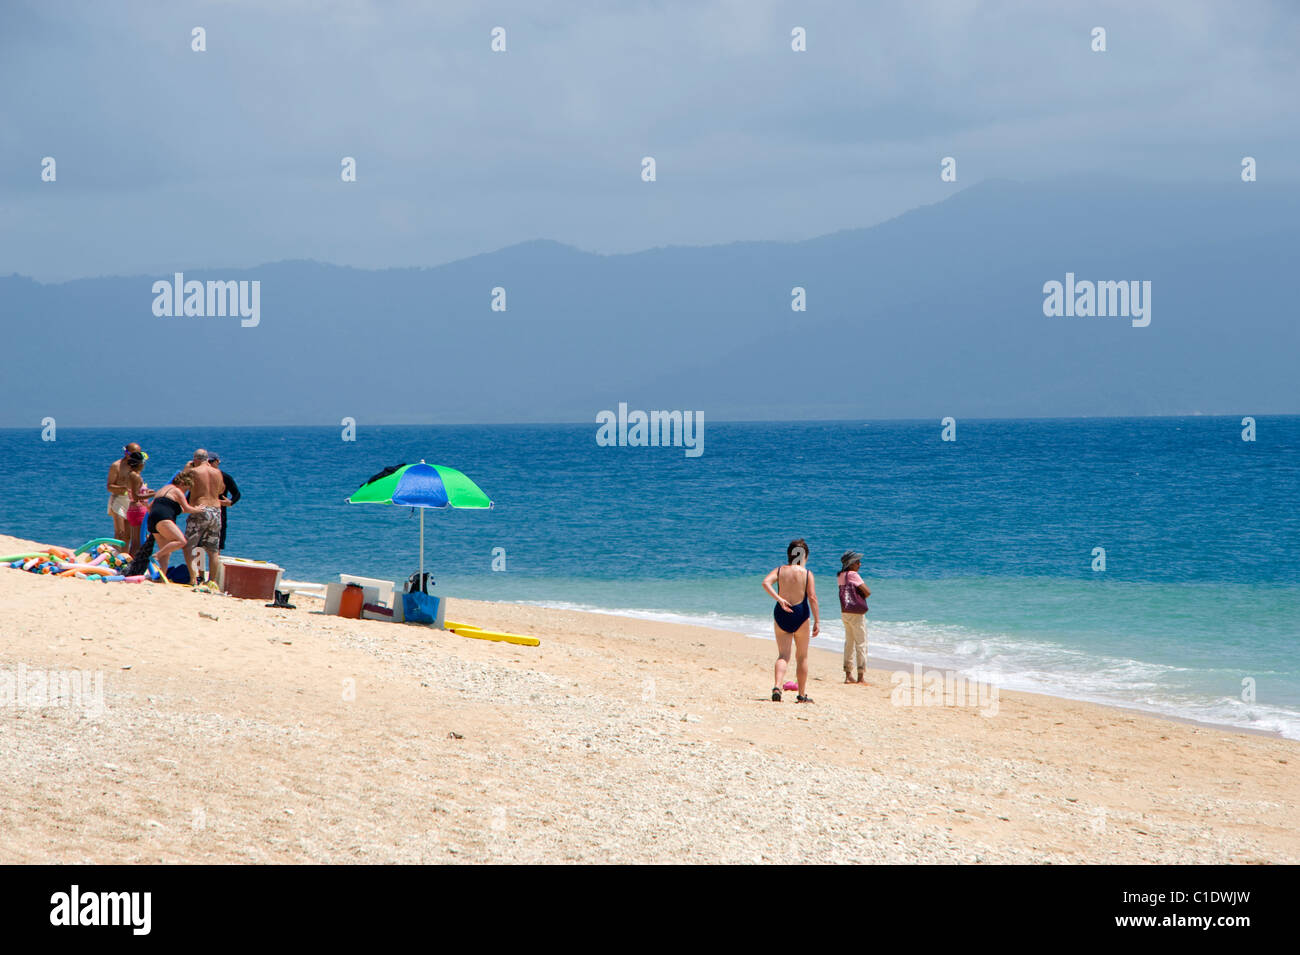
left=1, top=531, right=1295, bottom=865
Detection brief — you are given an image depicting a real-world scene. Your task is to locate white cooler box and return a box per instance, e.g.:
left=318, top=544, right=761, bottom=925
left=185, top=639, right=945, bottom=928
left=324, top=576, right=405, bottom=622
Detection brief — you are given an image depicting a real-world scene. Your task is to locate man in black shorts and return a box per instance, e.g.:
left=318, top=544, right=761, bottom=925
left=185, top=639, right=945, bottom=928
left=209, top=454, right=240, bottom=551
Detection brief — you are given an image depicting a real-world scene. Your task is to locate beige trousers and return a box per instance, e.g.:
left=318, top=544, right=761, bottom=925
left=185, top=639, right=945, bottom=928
left=842, top=613, right=867, bottom=673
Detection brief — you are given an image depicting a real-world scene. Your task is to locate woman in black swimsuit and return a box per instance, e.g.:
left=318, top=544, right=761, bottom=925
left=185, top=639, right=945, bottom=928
left=147, top=471, right=204, bottom=578
left=762, top=538, right=820, bottom=703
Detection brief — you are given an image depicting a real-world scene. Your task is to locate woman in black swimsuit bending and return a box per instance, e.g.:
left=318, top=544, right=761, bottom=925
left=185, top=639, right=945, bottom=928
left=762, top=538, right=820, bottom=703
left=147, top=471, right=204, bottom=579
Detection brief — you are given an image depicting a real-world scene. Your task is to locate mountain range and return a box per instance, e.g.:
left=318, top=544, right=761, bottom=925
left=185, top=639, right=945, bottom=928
left=2, top=179, right=1297, bottom=426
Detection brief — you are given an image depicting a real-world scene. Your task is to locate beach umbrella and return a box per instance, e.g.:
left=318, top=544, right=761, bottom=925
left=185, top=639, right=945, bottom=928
left=346, top=461, right=493, bottom=584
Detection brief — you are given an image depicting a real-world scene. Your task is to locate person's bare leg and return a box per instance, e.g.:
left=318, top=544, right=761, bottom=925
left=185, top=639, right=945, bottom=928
left=773, top=627, right=793, bottom=692
left=190, top=546, right=207, bottom=586
left=156, top=540, right=184, bottom=565
left=794, top=625, right=811, bottom=699
left=204, top=548, right=219, bottom=588
left=112, top=514, right=128, bottom=544
left=154, top=523, right=186, bottom=577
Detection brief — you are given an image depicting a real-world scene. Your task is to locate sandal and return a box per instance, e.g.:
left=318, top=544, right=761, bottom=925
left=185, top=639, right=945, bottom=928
left=796, top=694, right=814, bottom=704
left=771, top=687, right=782, bottom=702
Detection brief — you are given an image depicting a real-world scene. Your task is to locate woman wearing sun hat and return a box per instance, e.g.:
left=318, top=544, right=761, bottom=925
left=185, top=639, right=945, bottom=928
left=838, top=550, right=871, bottom=684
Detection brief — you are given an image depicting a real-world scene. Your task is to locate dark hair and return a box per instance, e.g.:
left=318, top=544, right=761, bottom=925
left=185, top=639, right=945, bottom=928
left=787, top=539, right=808, bottom=564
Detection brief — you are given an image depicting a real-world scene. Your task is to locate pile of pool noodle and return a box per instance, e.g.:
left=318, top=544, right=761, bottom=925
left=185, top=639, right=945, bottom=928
left=2, top=541, right=157, bottom=583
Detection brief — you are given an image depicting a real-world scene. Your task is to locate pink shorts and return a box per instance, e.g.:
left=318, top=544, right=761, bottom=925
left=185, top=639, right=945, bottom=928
left=127, top=502, right=149, bottom=527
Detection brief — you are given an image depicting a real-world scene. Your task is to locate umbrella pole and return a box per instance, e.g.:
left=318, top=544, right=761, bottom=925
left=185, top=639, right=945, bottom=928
left=419, top=508, right=425, bottom=590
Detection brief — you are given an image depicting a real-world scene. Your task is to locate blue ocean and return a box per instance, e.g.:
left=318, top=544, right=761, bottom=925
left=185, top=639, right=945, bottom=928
left=3, top=417, right=1298, bottom=738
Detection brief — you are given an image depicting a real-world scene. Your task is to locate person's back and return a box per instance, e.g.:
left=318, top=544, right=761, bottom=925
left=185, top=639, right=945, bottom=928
left=189, top=461, right=223, bottom=507
left=182, top=450, right=226, bottom=587
left=776, top=564, right=810, bottom=604
left=762, top=538, right=820, bottom=703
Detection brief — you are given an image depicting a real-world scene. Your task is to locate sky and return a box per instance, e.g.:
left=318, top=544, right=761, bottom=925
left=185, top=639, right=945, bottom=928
left=1, top=0, right=1298, bottom=281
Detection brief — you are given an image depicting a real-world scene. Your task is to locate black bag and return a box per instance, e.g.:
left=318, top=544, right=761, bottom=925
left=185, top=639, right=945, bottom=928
left=124, top=534, right=156, bottom=578
left=403, top=571, right=434, bottom=594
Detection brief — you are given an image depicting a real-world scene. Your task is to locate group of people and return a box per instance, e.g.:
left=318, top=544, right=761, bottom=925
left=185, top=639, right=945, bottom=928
left=762, top=540, right=870, bottom=703
left=106, top=444, right=241, bottom=587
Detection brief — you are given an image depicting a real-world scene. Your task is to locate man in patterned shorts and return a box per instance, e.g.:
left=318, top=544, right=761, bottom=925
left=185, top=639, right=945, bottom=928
left=183, top=449, right=227, bottom=590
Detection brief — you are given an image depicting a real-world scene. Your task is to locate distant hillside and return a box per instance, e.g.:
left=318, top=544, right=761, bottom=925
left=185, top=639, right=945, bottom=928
left=2, top=179, right=1297, bottom=426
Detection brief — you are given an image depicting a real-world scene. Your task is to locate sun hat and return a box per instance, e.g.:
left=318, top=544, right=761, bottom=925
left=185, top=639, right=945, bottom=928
left=840, top=550, right=863, bottom=570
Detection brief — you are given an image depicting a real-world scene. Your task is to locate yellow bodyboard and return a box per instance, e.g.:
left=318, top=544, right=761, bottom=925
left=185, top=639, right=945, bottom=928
left=449, top=626, right=540, bottom=647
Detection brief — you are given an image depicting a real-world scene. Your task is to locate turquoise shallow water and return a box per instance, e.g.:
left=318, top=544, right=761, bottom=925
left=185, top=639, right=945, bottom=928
left=2, top=417, right=1298, bottom=737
